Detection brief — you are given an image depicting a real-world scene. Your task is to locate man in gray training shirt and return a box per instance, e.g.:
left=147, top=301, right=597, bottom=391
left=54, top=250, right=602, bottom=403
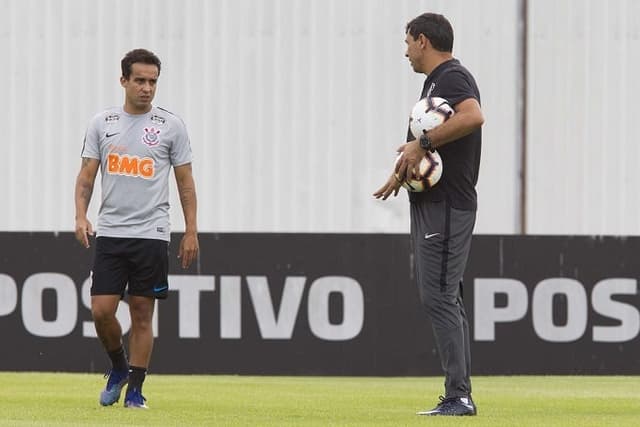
left=74, top=48, right=198, bottom=409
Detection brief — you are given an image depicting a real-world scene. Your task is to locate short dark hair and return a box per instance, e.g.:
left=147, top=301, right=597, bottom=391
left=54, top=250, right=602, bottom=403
left=406, top=13, right=454, bottom=53
left=121, top=48, right=161, bottom=79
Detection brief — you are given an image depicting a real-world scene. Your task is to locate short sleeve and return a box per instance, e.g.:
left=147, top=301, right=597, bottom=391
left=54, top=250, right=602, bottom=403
left=81, top=115, right=102, bottom=160
left=439, top=70, right=479, bottom=107
left=170, top=118, right=193, bottom=166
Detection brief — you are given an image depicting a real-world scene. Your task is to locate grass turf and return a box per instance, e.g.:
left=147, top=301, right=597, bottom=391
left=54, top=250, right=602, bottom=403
left=0, top=373, right=637, bottom=426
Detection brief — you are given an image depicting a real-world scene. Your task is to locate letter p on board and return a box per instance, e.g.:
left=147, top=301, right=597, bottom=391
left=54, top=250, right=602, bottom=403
left=474, top=278, right=528, bottom=341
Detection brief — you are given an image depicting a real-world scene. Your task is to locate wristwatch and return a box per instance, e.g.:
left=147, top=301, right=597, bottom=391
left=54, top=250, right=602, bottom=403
left=419, top=133, right=433, bottom=152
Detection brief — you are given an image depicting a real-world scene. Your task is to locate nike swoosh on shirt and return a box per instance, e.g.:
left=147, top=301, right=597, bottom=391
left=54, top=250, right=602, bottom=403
left=424, top=233, right=440, bottom=239
left=106, top=132, right=120, bottom=138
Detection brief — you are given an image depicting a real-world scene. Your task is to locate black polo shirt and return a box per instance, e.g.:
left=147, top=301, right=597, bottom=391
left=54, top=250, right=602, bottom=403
left=407, top=58, right=482, bottom=211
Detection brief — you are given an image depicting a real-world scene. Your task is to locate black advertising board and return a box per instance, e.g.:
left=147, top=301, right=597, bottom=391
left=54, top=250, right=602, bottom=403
left=469, top=236, right=640, bottom=374
left=0, top=233, right=637, bottom=374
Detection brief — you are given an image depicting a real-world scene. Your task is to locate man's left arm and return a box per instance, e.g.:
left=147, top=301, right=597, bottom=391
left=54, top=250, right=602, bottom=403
left=174, top=163, right=199, bottom=269
left=423, top=97, right=484, bottom=146
left=396, top=98, right=484, bottom=179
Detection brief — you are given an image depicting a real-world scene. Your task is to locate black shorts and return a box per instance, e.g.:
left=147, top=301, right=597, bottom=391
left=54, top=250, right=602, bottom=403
left=91, top=237, right=169, bottom=299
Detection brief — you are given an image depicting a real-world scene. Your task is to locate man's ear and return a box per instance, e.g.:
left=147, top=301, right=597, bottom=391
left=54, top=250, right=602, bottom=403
left=418, top=33, right=430, bottom=49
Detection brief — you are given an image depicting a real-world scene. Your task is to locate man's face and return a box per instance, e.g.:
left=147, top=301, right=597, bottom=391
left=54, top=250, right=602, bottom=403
left=404, top=33, right=424, bottom=73
left=121, top=63, right=159, bottom=113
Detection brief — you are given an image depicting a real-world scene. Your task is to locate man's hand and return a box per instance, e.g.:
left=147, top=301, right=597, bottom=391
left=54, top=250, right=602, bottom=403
left=178, top=231, right=199, bottom=269
left=373, top=173, right=403, bottom=200
left=75, top=217, right=94, bottom=248
left=394, top=140, right=426, bottom=181
left=74, top=157, right=99, bottom=248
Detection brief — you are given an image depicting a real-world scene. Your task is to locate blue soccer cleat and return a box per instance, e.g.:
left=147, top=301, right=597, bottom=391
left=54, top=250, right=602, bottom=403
left=124, top=388, right=148, bottom=409
left=99, top=370, right=129, bottom=406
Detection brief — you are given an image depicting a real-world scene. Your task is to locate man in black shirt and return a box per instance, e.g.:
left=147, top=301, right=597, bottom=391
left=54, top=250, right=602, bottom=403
left=374, top=13, right=484, bottom=416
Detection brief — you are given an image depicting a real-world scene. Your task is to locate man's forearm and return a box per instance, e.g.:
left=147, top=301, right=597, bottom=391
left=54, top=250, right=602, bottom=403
left=178, top=179, right=198, bottom=233
left=75, top=177, right=94, bottom=219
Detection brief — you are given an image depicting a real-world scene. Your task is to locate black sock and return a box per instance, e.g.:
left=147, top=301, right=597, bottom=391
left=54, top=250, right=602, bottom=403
left=128, top=366, right=147, bottom=391
left=107, top=346, right=128, bottom=372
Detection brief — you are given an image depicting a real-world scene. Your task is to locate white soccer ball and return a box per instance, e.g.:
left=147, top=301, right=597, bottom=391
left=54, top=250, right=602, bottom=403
left=409, top=96, right=455, bottom=140
left=394, top=150, right=443, bottom=192
left=394, top=96, right=453, bottom=192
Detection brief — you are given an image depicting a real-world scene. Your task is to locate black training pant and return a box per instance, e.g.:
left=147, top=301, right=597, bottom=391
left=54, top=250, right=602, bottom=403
left=410, top=199, right=476, bottom=398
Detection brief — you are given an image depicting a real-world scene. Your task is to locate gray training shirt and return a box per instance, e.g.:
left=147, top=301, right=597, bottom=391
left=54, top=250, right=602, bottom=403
left=81, top=106, right=192, bottom=241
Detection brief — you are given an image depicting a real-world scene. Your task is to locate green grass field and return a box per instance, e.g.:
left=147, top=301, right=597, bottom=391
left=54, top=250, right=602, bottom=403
left=0, top=373, right=637, bottom=426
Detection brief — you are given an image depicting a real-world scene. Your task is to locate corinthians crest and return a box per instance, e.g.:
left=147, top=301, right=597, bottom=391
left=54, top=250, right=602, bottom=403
left=142, top=127, right=161, bottom=146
